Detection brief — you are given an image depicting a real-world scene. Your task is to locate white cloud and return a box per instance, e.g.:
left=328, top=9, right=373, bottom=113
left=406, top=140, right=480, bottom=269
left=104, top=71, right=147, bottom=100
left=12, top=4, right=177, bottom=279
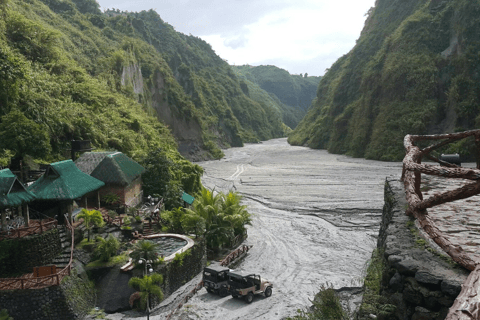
left=96, top=0, right=376, bottom=76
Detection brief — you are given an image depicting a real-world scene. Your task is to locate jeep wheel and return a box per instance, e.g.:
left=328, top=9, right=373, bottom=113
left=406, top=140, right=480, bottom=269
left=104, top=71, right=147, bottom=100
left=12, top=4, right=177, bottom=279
left=245, top=292, right=254, bottom=304
left=264, top=287, right=272, bottom=297
left=219, top=287, right=228, bottom=297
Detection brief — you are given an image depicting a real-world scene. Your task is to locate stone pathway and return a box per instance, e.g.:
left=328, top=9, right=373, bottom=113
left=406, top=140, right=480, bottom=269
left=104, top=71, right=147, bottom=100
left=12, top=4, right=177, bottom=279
left=421, top=173, right=480, bottom=262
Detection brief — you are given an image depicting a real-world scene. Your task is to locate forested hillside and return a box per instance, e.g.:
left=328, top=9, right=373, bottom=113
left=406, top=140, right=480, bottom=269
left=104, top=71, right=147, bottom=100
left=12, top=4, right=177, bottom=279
left=289, top=0, right=480, bottom=161
left=233, top=65, right=321, bottom=129
left=0, top=0, right=289, bottom=171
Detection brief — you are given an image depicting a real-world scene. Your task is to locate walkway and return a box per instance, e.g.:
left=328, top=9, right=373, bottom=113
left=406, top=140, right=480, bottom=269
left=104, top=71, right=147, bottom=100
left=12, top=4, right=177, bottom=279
left=422, top=173, right=480, bottom=262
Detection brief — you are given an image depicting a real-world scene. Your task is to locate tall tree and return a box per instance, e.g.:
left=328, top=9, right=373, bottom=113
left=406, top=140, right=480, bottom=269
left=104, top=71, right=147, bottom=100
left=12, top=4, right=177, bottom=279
left=0, top=110, right=51, bottom=161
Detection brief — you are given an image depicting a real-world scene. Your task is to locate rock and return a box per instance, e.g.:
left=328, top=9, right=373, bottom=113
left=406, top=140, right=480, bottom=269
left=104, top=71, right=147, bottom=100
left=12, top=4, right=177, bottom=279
left=415, top=270, right=442, bottom=286
left=440, top=278, right=462, bottom=296
left=423, top=291, right=442, bottom=311
left=389, top=272, right=404, bottom=292
left=412, top=306, right=436, bottom=320
left=403, top=278, right=424, bottom=305
left=395, top=259, right=420, bottom=276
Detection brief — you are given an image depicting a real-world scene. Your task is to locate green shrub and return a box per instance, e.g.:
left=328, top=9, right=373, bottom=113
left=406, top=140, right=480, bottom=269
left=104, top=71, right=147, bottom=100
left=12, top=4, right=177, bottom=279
left=93, top=235, right=120, bottom=262
left=287, top=284, right=347, bottom=320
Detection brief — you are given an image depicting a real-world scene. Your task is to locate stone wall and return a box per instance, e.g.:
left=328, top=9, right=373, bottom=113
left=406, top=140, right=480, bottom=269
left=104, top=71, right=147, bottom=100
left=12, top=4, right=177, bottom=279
left=0, top=272, right=94, bottom=320
left=0, top=228, right=61, bottom=276
left=92, top=238, right=207, bottom=313
left=377, top=178, right=469, bottom=320
left=159, top=238, right=207, bottom=297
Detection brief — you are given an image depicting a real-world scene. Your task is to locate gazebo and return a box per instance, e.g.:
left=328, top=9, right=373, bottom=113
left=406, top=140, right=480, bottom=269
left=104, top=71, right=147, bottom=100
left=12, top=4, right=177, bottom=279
left=75, top=152, right=145, bottom=207
left=28, top=160, right=105, bottom=222
left=0, top=169, right=36, bottom=231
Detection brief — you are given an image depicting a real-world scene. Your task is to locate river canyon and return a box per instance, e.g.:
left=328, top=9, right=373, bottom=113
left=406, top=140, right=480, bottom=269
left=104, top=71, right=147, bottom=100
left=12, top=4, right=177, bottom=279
left=109, top=138, right=403, bottom=319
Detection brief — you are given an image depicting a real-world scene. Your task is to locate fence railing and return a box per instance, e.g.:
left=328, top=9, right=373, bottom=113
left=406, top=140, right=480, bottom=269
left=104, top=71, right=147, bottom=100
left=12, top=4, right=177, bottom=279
left=0, top=218, right=58, bottom=241
left=402, top=130, right=480, bottom=320
left=220, top=244, right=252, bottom=267
left=0, top=215, right=74, bottom=290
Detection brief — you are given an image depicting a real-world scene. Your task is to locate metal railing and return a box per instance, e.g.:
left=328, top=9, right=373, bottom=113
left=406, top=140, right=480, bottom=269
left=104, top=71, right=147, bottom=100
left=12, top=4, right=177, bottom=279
left=402, top=130, right=480, bottom=320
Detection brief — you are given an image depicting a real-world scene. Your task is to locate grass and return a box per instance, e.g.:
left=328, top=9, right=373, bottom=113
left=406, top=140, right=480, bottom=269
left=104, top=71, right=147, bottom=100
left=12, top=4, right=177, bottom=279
left=76, top=238, right=96, bottom=249
left=356, top=249, right=396, bottom=320
left=286, top=284, right=347, bottom=320
left=85, top=252, right=130, bottom=268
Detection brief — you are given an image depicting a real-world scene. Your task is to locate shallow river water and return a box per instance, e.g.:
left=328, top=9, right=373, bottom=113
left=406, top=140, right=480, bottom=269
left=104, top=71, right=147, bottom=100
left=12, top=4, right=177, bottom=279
left=109, top=138, right=403, bottom=320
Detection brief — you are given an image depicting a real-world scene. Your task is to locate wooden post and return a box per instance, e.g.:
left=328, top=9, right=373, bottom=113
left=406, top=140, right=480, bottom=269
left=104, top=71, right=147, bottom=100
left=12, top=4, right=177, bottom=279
left=97, top=191, right=101, bottom=209
left=84, top=196, right=88, bottom=209
left=476, top=133, right=480, bottom=170
left=1, top=209, right=6, bottom=231
left=68, top=200, right=73, bottom=224
left=23, top=204, right=30, bottom=227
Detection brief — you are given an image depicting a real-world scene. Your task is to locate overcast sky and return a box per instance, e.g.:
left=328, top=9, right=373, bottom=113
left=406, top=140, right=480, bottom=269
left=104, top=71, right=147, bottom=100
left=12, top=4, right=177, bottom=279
left=96, top=0, right=376, bottom=76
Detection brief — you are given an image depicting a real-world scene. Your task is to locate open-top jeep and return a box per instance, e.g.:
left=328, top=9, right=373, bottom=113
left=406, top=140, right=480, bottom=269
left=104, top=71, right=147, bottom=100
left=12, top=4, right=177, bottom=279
left=202, top=265, right=229, bottom=297
left=227, top=271, right=273, bottom=303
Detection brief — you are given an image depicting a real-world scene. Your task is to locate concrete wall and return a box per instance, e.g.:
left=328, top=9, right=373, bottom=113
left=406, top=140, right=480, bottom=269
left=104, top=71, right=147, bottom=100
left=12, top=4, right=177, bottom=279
left=377, top=178, right=469, bottom=320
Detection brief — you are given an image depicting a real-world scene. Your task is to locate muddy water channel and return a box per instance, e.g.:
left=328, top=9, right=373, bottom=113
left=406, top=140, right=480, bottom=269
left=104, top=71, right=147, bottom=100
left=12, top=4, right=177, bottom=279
left=172, top=138, right=402, bottom=319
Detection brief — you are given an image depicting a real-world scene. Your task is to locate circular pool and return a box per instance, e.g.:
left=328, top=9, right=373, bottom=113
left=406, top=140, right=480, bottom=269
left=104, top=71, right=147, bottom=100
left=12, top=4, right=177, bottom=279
left=121, top=233, right=195, bottom=271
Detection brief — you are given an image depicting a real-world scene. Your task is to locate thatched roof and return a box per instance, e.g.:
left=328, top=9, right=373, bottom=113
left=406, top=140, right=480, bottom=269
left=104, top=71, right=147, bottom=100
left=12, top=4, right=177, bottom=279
left=75, top=152, right=145, bottom=186
left=0, top=169, right=36, bottom=208
left=28, top=160, right=104, bottom=200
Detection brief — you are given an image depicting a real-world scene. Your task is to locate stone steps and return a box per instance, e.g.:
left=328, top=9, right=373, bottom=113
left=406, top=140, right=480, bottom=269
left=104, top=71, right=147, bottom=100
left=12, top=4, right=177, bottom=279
left=53, top=225, right=73, bottom=268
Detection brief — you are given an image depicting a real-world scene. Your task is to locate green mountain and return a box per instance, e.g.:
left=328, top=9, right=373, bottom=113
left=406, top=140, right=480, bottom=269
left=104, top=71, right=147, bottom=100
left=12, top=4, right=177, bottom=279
left=289, top=0, right=480, bottom=161
left=233, top=65, right=321, bottom=129
left=0, top=0, right=288, bottom=168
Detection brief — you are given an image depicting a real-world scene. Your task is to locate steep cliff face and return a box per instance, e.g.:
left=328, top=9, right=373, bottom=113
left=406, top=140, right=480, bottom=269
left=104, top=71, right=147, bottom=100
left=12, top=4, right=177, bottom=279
left=120, top=10, right=285, bottom=151
left=289, top=0, right=480, bottom=161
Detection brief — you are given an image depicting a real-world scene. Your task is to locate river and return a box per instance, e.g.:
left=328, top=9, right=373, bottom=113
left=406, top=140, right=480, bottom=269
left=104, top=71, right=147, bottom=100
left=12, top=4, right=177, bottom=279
left=107, top=138, right=402, bottom=320
left=174, top=138, right=402, bottom=319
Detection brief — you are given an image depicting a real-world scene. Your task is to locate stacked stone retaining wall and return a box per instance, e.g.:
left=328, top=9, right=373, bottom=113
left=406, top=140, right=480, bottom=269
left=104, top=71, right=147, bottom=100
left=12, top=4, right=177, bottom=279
left=0, top=228, right=61, bottom=276
left=92, top=238, right=207, bottom=313
left=378, top=178, right=469, bottom=320
left=0, top=272, right=94, bottom=320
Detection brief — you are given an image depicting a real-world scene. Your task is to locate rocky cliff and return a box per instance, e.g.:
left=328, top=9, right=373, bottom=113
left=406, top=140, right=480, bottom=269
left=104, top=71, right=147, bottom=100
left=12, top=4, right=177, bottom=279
left=289, top=0, right=480, bottom=161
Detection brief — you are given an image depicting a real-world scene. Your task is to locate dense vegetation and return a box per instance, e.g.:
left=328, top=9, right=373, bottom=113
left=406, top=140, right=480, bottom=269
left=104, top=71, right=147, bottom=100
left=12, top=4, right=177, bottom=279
left=0, top=0, right=293, bottom=180
left=289, top=0, right=480, bottom=161
left=104, top=8, right=286, bottom=151
left=233, top=65, right=321, bottom=129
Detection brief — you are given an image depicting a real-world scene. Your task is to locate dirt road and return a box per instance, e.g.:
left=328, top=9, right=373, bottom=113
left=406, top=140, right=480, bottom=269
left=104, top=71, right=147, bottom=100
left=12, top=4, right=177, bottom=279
left=169, top=138, right=402, bottom=319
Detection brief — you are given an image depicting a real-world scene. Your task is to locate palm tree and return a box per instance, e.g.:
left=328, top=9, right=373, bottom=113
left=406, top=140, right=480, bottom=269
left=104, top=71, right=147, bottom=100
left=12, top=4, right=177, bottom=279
left=222, top=191, right=251, bottom=240
left=94, top=235, right=120, bottom=262
left=129, top=239, right=159, bottom=263
left=128, top=273, right=164, bottom=314
left=76, top=209, right=104, bottom=241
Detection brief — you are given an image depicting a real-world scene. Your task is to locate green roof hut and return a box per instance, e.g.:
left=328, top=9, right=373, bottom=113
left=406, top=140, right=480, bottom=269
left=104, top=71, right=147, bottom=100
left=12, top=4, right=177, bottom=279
left=0, top=169, right=36, bottom=231
left=28, top=160, right=104, bottom=222
left=75, top=152, right=145, bottom=207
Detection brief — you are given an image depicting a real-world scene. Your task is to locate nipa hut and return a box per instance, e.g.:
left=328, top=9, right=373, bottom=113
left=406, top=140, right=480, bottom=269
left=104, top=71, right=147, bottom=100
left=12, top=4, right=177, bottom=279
left=28, top=160, right=104, bottom=222
left=75, top=152, right=145, bottom=207
left=0, top=169, right=36, bottom=230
